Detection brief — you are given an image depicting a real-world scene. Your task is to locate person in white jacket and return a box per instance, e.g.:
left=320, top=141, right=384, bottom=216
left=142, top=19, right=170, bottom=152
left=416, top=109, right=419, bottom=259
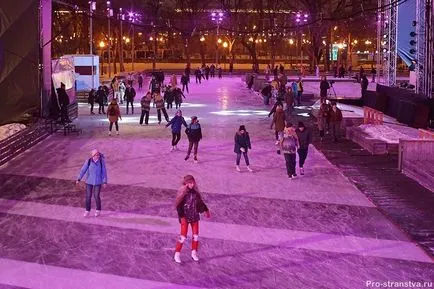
left=119, top=81, right=126, bottom=104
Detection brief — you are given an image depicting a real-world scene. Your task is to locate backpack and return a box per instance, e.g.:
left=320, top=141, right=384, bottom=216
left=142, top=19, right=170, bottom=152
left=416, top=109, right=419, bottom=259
left=282, top=135, right=297, bottom=153
left=108, top=105, right=117, bottom=116
left=183, top=192, right=199, bottom=222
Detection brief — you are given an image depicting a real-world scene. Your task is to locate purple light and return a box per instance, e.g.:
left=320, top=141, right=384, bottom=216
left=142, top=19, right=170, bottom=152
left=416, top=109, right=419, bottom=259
left=211, top=12, right=216, bottom=17
left=296, top=13, right=301, bottom=18
left=106, top=1, right=110, bottom=5
left=304, top=14, right=308, bottom=18
left=303, top=19, right=307, bottom=22
left=128, top=12, right=133, bottom=17
left=296, top=19, right=301, bottom=22
left=218, top=12, right=223, bottom=17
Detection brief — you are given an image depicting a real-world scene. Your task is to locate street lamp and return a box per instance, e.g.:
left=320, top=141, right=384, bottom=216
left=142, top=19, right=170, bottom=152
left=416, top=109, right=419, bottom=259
left=211, top=11, right=224, bottom=65
left=99, top=41, right=105, bottom=75
left=89, top=1, right=96, bottom=89
left=127, top=11, right=140, bottom=71
left=295, top=12, right=308, bottom=68
left=118, top=8, right=125, bottom=72
left=200, top=36, right=205, bottom=42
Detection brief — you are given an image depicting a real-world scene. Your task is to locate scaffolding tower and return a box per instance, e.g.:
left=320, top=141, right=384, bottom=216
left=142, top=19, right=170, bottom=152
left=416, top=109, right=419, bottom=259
left=416, top=0, right=433, bottom=98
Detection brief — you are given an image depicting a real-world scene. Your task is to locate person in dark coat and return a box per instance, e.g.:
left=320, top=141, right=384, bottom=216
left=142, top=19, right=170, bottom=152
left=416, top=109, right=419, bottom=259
left=154, top=93, right=169, bottom=124
left=234, top=125, right=253, bottom=172
left=125, top=84, right=136, bottom=115
left=210, top=64, right=215, bottom=78
left=184, top=65, right=191, bottom=83
left=295, top=122, right=312, bottom=175
left=181, top=73, right=189, bottom=93
left=140, top=92, right=152, bottom=125
left=96, top=86, right=106, bottom=114
left=138, top=73, right=144, bottom=90
left=184, top=116, right=202, bottom=163
left=205, top=65, right=210, bottom=80
left=261, top=84, right=272, bottom=105
left=174, top=88, right=186, bottom=109
left=88, top=88, right=96, bottom=115
left=195, top=68, right=202, bottom=84
left=57, top=83, right=70, bottom=123
left=329, top=102, right=343, bottom=142
left=166, top=110, right=188, bottom=151
left=320, top=76, right=330, bottom=99
left=361, top=75, right=369, bottom=97
left=217, top=66, right=223, bottom=78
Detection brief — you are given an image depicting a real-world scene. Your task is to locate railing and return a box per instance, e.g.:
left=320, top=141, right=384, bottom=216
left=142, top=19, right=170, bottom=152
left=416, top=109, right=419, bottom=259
left=418, top=129, right=434, bottom=140
left=363, top=106, right=384, bottom=125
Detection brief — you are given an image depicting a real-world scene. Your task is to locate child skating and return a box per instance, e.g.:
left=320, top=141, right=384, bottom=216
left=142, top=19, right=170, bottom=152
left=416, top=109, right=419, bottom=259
left=174, top=175, right=210, bottom=263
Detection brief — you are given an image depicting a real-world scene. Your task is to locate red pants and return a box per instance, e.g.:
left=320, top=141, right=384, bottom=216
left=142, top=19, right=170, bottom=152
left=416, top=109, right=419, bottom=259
left=175, top=218, right=199, bottom=252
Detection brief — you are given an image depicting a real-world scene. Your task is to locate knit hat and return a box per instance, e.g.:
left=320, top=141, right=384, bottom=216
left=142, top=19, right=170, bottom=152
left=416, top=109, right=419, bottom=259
left=239, top=125, right=246, bottom=131
left=183, top=175, right=196, bottom=185
left=191, top=116, right=198, bottom=121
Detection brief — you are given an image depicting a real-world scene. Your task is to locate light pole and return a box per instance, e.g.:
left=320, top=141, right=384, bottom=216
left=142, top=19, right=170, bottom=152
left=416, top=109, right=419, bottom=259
left=118, top=8, right=125, bottom=72
left=89, top=1, right=96, bottom=89
left=211, top=12, right=223, bottom=65
left=106, top=1, right=113, bottom=77
left=127, top=12, right=140, bottom=72
left=295, top=13, right=308, bottom=70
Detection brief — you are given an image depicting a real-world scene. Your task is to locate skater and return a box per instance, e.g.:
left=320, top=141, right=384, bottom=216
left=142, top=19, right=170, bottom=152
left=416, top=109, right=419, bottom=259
left=284, top=86, right=294, bottom=116
left=184, top=116, right=202, bottom=163
left=154, top=93, right=169, bottom=124
left=174, top=175, right=210, bottom=264
left=111, top=77, right=120, bottom=102
left=181, top=73, right=189, bottom=93
left=280, top=124, right=299, bottom=179
left=119, top=81, right=126, bottom=104
left=88, top=88, right=96, bottom=115
left=170, top=74, right=178, bottom=88
left=210, top=64, right=215, bottom=78
left=361, top=75, right=369, bottom=98
left=270, top=104, right=286, bottom=144
left=140, top=92, right=152, bottom=125
left=205, top=65, right=210, bottom=80
left=296, top=77, right=304, bottom=106
left=96, top=86, right=106, bottom=114
left=76, top=149, right=108, bottom=217
left=290, top=80, right=298, bottom=106
left=234, top=125, right=253, bottom=172
left=165, top=87, right=174, bottom=109
left=138, top=73, right=144, bottom=90
left=107, top=99, right=122, bottom=136
left=217, top=65, right=223, bottom=78
left=195, top=67, right=202, bottom=84
left=166, top=110, right=188, bottom=151
left=149, top=75, right=161, bottom=94
left=329, top=102, right=343, bottom=142
left=174, top=87, right=186, bottom=109
left=370, top=65, right=377, bottom=83
left=318, top=99, right=331, bottom=141
left=296, top=122, right=312, bottom=175
left=125, top=83, right=136, bottom=115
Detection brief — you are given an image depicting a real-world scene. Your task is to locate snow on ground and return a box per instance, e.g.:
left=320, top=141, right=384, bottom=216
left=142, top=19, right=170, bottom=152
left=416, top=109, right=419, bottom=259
left=0, top=123, right=26, bottom=142
left=358, top=124, right=416, bottom=143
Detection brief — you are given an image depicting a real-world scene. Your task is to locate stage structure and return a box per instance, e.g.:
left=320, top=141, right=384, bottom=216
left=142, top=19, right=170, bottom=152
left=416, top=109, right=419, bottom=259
left=415, top=0, right=433, bottom=98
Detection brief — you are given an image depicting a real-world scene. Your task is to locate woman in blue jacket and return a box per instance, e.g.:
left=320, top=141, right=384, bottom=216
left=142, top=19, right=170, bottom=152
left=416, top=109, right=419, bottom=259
left=166, top=110, right=188, bottom=151
left=76, top=149, right=108, bottom=217
left=184, top=116, right=202, bottom=163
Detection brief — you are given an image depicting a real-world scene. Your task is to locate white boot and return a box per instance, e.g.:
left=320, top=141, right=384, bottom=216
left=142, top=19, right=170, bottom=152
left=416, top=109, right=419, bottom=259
left=247, top=166, right=253, bottom=172
left=236, top=165, right=241, bottom=172
left=170, top=146, right=175, bottom=152
left=174, top=252, right=181, bottom=264
left=191, top=250, right=199, bottom=262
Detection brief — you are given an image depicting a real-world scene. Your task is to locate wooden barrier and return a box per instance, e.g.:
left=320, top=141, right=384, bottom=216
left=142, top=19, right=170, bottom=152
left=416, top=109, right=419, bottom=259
left=363, top=106, right=384, bottom=125
left=398, top=139, right=434, bottom=192
left=0, top=121, right=51, bottom=167
left=418, top=129, right=434, bottom=140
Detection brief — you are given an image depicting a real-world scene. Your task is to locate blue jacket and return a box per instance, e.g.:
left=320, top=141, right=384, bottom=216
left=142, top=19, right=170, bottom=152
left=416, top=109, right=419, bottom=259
left=77, top=155, right=108, bottom=185
left=166, top=115, right=187, bottom=133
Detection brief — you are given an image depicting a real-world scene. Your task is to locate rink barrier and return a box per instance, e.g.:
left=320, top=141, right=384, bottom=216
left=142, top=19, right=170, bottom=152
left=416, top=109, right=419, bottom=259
left=418, top=129, right=434, bottom=140
left=0, top=121, right=51, bottom=167
left=398, top=139, right=434, bottom=192
left=363, top=106, right=384, bottom=125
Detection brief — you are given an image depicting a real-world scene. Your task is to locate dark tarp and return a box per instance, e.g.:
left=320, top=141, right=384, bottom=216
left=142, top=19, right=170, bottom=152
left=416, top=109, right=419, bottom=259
left=0, top=0, right=39, bottom=125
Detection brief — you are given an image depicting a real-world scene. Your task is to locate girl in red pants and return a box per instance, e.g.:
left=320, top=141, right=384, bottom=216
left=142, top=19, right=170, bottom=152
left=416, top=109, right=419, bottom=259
left=174, top=175, right=210, bottom=263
